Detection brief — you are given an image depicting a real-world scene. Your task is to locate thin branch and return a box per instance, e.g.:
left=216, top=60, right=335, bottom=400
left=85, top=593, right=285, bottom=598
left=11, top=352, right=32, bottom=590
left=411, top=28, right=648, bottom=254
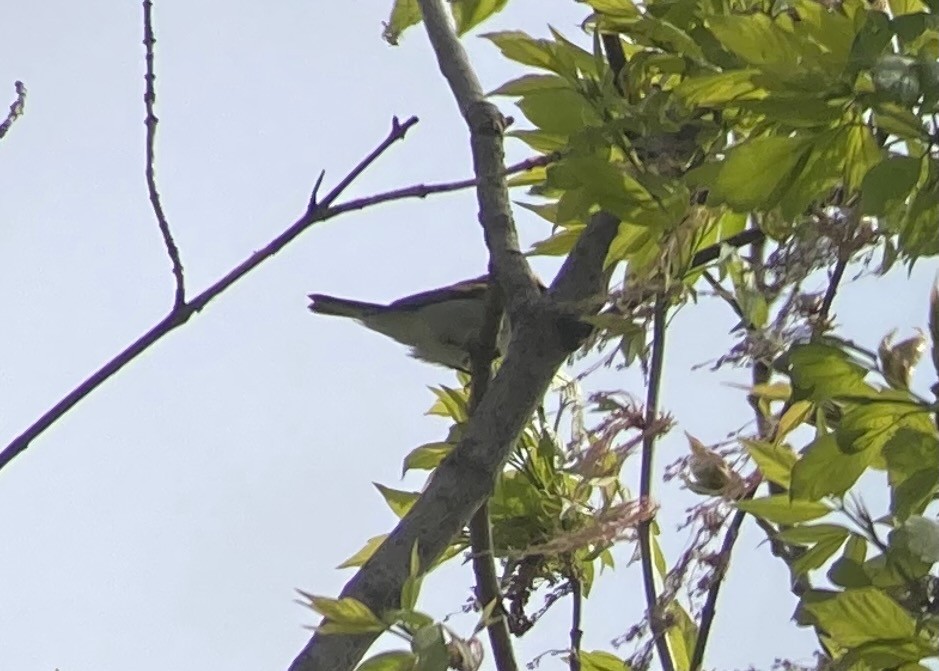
left=637, top=295, right=675, bottom=671
left=0, top=116, right=418, bottom=473
left=469, top=502, right=517, bottom=671
left=142, top=0, right=185, bottom=307
left=569, top=574, right=583, bottom=671
left=689, top=503, right=749, bottom=671
left=467, top=282, right=518, bottom=671
left=815, top=257, right=848, bottom=337
left=321, top=152, right=557, bottom=220
left=690, top=241, right=771, bottom=670
left=0, top=80, right=26, bottom=140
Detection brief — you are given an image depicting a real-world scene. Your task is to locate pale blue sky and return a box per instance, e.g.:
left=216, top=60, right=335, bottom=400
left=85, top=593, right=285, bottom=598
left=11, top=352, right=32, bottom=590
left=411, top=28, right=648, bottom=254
left=0, top=2, right=934, bottom=670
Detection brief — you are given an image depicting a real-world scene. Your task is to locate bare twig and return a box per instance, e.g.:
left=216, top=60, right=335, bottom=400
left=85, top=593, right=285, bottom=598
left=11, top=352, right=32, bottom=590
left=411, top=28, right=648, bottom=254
left=321, top=152, right=557, bottom=220
left=142, top=0, right=185, bottom=307
left=637, top=295, right=675, bottom=671
left=569, top=574, right=583, bottom=671
left=0, top=116, right=418, bottom=473
left=0, top=80, right=26, bottom=140
left=689, top=503, right=749, bottom=671
left=816, top=257, right=847, bottom=337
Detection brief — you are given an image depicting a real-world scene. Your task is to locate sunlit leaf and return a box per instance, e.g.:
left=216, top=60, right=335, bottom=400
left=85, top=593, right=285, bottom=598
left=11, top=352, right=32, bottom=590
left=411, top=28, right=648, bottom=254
left=383, top=0, right=422, bottom=45
left=736, top=495, right=831, bottom=524
left=450, top=0, right=508, bottom=35
left=791, top=433, right=876, bottom=500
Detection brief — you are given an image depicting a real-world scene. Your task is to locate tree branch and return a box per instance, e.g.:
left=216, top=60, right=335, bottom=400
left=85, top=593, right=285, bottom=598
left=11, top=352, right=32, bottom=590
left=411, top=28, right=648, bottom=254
left=142, top=0, right=186, bottom=308
left=569, top=574, right=583, bottom=671
left=0, top=116, right=419, bottom=473
left=321, top=152, right=557, bottom=220
left=466, top=281, right=519, bottom=671
left=417, top=0, right=540, bottom=307
left=0, top=80, right=26, bottom=141
left=287, top=4, right=624, bottom=669
left=637, top=295, right=675, bottom=671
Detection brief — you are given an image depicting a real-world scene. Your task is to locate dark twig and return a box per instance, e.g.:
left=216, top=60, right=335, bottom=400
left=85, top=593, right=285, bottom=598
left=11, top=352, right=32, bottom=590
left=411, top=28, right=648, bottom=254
left=467, top=281, right=518, bottom=671
left=0, top=116, right=418, bottom=473
left=569, top=574, right=583, bottom=671
left=0, top=80, right=26, bottom=140
left=689, top=503, right=749, bottom=671
left=815, top=257, right=847, bottom=337
left=321, top=152, right=557, bottom=220
left=637, top=295, right=675, bottom=671
left=143, top=0, right=185, bottom=308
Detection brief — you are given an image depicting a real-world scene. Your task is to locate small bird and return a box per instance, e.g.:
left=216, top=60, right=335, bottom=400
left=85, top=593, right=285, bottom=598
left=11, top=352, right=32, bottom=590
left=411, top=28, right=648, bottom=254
left=308, top=276, right=511, bottom=370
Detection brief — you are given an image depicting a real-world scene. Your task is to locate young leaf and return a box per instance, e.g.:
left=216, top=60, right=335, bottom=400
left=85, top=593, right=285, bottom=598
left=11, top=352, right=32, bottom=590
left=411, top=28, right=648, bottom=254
left=338, top=534, right=388, bottom=569
left=578, top=650, right=630, bottom=671
left=303, top=595, right=386, bottom=633
left=449, top=0, right=508, bottom=36
left=736, top=495, right=831, bottom=524
left=790, top=433, right=875, bottom=501
left=742, top=439, right=797, bottom=488
left=355, top=651, right=418, bottom=671
left=375, top=483, right=420, bottom=518
left=382, top=0, right=422, bottom=45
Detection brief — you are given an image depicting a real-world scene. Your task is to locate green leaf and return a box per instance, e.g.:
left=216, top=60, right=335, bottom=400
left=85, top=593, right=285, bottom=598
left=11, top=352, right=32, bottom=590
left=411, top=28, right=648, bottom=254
left=884, top=428, right=939, bottom=519
left=517, top=89, right=603, bottom=135
left=356, top=651, right=418, bottom=671
left=800, top=588, right=918, bottom=647
left=547, top=156, right=652, bottom=215
left=411, top=624, right=450, bottom=671
left=579, top=650, right=630, bottom=671
left=837, top=400, right=933, bottom=455
left=304, top=595, right=386, bottom=632
left=449, top=0, right=508, bottom=35
left=790, top=536, right=850, bottom=576
left=675, top=69, right=765, bottom=105
left=742, top=439, right=797, bottom=488
left=708, top=13, right=827, bottom=84
left=776, top=129, right=843, bottom=220
left=382, top=0, right=422, bottom=45
left=427, top=385, right=469, bottom=421
left=861, top=156, right=922, bottom=216
left=704, top=136, right=814, bottom=212
left=483, top=31, right=560, bottom=71
left=375, top=483, right=420, bottom=518
left=776, top=524, right=851, bottom=545
left=338, top=534, right=388, bottom=569
left=583, top=0, right=641, bottom=17
left=736, top=495, right=831, bottom=524
left=402, top=442, right=453, bottom=474
left=829, top=535, right=871, bottom=588
left=489, top=74, right=570, bottom=97
left=843, top=123, right=884, bottom=191
left=788, top=344, right=876, bottom=403
left=530, top=226, right=585, bottom=256
left=665, top=601, right=697, bottom=671
left=790, top=433, right=876, bottom=500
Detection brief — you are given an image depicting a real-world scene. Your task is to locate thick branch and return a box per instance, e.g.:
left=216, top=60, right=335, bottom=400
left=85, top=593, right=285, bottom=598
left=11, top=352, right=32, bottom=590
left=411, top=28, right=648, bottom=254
left=288, top=211, right=622, bottom=671
left=417, top=0, right=539, bottom=308
left=0, top=117, right=418, bottom=473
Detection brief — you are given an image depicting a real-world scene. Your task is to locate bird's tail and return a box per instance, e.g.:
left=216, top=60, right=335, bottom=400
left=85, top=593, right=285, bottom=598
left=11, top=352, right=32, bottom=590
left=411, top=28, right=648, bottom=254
left=307, top=294, right=384, bottom=319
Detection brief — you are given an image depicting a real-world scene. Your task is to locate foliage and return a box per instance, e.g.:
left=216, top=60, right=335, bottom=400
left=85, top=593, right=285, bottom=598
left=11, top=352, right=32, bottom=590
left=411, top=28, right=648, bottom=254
left=345, top=0, right=939, bottom=668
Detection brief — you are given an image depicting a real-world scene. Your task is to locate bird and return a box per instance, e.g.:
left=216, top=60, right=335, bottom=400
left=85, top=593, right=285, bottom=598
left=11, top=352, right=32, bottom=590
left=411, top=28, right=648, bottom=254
left=308, top=276, right=512, bottom=370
